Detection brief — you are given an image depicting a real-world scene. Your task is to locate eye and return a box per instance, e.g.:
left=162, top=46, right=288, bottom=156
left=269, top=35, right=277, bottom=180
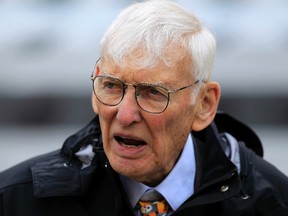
left=97, top=77, right=123, bottom=94
left=104, top=79, right=120, bottom=88
left=137, top=85, right=168, bottom=101
left=149, top=87, right=163, bottom=95
left=103, top=81, right=119, bottom=89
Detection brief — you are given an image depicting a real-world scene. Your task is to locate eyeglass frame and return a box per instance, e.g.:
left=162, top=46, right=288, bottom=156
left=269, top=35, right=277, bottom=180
left=90, top=72, right=203, bottom=114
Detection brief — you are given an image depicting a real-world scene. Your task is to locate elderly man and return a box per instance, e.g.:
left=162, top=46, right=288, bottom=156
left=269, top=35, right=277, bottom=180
left=0, top=1, right=287, bottom=216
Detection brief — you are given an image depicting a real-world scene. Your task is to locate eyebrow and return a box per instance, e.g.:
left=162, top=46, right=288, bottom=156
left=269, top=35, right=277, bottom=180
left=100, top=73, right=173, bottom=89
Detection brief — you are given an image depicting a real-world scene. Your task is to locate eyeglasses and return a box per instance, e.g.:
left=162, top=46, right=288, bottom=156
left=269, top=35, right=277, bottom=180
left=91, top=74, right=200, bottom=114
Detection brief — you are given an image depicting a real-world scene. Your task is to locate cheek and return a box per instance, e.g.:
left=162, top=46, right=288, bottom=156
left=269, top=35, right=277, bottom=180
left=149, top=123, right=187, bottom=174
left=151, top=108, right=194, bottom=152
left=150, top=113, right=189, bottom=139
left=147, top=117, right=169, bottom=141
left=97, top=106, right=117, bottom=145
left=148, top=117, right=182, bottom=157
left=92, top=95, right=99, bottom=114
left=97, top=103, right=118, bottom=127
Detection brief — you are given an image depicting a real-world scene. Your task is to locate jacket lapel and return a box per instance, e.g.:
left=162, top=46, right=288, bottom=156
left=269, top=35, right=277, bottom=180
left=187, top=122, right=240, bottom=206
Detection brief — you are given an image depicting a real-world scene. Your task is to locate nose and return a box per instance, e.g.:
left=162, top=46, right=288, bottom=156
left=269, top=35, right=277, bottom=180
left=116, top=87, right=142, bottom=126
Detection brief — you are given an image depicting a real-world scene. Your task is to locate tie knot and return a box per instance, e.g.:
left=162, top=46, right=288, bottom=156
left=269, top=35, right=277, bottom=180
left=138, top=190, right=170, bottom=216
left=140, top=189, right=163, bottom=201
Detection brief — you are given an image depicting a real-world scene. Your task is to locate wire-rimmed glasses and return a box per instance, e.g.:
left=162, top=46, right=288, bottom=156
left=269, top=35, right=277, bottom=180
left=91, top=74, right=200, bottom=114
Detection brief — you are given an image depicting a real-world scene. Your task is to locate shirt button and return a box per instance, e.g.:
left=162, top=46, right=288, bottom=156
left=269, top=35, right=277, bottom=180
left=220, top=185, right=229, bottom=192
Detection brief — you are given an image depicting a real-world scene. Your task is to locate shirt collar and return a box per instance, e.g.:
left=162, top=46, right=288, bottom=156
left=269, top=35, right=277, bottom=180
left=120, top=134, right=196, bottom=211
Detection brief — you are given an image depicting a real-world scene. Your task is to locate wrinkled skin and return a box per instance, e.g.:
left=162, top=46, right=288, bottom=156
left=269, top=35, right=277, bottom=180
left=92, top=59, right=220, bottom=186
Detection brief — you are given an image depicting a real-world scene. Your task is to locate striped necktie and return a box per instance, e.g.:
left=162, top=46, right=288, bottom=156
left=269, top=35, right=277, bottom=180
left=138, top=189, right=170, bottom=216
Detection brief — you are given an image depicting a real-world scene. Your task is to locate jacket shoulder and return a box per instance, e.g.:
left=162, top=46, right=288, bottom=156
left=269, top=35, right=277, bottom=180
left=214, top=111, right=263, bottom=157
left=0, top=150, right=61, bottom=191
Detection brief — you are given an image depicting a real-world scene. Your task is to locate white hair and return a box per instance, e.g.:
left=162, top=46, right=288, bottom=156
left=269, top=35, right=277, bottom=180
left=100, top=0, right=216, bottom=99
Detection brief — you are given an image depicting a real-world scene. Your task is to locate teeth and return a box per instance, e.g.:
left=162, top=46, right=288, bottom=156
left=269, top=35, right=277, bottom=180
left=115, top=136, right=146, bottom=147
left=122, top=143, right=139, bottom=148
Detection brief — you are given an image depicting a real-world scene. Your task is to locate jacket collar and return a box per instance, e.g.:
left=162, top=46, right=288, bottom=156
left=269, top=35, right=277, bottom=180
left=174, top=121, right=241, bottom=210
left=214, top=111, right=263, bottom=157
left=31, top=116, right=103, bottom=197
left=192, top=122, right=238, bottom=193
left=61, top=115, right=102, bottom=161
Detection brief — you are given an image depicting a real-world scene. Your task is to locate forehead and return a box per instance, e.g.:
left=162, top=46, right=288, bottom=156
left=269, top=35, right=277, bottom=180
left=99, top=57, right=193, bottom=86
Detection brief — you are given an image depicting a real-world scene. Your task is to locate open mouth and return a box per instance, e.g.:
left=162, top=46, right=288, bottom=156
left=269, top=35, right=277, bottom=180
left=115, top=136, right=147, bottom=147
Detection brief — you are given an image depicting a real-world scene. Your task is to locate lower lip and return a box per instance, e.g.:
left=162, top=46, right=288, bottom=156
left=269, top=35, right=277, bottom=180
left=114, top=139, right=147, bottom=158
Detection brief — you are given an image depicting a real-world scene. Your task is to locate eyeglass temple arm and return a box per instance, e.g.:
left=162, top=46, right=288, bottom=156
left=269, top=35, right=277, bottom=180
left=168, top=80, right=203, bottom=93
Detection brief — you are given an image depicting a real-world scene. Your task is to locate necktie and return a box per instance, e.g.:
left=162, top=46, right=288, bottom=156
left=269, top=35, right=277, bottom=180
left=138, top=189, right=170, bottom=216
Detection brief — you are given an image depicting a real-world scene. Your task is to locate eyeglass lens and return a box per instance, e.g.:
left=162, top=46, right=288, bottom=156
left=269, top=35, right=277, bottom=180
left=93, top=76, right=169, bottom=113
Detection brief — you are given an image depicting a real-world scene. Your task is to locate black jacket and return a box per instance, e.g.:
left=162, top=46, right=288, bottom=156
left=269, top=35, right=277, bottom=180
left=0, top=112, right=288, bottom=216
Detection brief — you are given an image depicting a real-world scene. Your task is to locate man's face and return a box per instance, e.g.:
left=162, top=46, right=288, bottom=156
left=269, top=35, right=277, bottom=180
left=92, top=59, right=201, bottom=186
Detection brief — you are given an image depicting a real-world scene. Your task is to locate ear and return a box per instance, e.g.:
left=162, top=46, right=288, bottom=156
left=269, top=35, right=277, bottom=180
left=91, top=65, right=101, bottom=114
left=191, top=82, right=221, bottom=131
left=95, top=65, right=100, bottom=76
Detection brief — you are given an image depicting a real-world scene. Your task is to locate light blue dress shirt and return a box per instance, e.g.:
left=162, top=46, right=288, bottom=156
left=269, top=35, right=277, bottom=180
left=120, top=134, right=196, bottom=215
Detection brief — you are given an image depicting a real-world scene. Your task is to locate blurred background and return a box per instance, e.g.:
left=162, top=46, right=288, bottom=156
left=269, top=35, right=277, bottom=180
left=0, top=0, right=287, bottom=174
